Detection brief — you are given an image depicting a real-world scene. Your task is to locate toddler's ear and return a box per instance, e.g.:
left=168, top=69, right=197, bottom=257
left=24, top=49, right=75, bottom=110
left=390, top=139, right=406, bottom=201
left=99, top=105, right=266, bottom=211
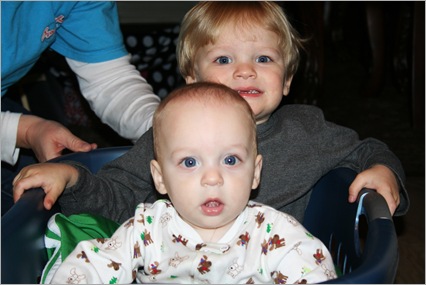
left=150, top=160, right=167, bottom=194
left=282, top=75, right=294, bottom=96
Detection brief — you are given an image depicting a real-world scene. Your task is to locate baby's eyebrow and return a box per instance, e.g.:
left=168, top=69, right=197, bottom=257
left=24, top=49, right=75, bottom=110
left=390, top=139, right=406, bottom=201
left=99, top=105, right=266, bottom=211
left=226, top=144, right=252, bottom=155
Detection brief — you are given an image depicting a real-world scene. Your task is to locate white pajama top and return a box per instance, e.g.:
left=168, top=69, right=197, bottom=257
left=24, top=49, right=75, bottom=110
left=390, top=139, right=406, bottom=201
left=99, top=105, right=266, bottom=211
left=50, top=200, right=336, bottom=284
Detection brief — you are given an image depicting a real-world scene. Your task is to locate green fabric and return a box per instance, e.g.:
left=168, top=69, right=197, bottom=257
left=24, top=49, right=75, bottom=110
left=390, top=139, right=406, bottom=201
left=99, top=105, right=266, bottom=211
left=42, top=213, right=120, bottom=283
left=335, top=264, right=343, bottom=277
left=42, top=249, right=61, bottom=284
left=52, top=213, right=120, bottom=259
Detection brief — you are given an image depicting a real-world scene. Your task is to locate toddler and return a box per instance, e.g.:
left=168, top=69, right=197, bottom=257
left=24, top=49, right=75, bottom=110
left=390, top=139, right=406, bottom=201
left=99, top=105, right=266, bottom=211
left=13, top=1, right=408, bottom=225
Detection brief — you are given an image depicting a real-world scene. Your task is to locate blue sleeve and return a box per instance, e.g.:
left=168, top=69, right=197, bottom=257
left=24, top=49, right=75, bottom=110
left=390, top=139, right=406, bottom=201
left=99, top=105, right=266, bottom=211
left=52, top=1, right=128, bottom=63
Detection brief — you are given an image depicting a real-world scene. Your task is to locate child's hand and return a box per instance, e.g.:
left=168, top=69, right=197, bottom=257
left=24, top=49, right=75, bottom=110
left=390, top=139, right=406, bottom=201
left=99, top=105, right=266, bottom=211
left=17, top=114, right=97, bottom=162
left=12, top=163, right=79, bottom=210
left=348, top=164, right=400, bottom=215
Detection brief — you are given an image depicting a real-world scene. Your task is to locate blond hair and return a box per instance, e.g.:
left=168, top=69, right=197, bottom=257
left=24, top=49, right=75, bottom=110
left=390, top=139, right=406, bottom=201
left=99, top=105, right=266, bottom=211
left=153, top=82, right=257, bottom=160
left=177, top=1, right=304, bottom=82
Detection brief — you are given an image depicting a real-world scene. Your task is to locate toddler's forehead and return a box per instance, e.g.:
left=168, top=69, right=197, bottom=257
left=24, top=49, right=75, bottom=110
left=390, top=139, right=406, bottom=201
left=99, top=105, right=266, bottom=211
left=214, top=21, right=272, bottom=41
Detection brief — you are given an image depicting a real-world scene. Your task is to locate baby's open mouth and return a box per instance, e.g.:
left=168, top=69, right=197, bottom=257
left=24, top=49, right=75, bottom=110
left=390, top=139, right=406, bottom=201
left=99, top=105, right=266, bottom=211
left=204, top=200, right=221, bottom=207
left=201, top=199, right=224, bottom=216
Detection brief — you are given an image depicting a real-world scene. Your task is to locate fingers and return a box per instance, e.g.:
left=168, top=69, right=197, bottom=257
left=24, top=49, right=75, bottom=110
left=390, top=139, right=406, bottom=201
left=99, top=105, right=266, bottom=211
left=43, top=190, right=62, bottom=210
left=12, top=164, right=66, bottom=210
left=19, top=115, right=97, bottom=162
left=348, top=177, right=364, bottom=203
left=63, top=134, right=98, bottom=153
left=382, top=193, right=398, bottom=215
left=382, top=185, right=400, bottom=215
left=41, top=132, right=98, bottom=162
left=13, top=175, right=61, bottom=210
left=12, top=170, right=45, bottom=202
left=348, top=168, right=400, bottom=215
left=349, top=183, right=397, bottom=215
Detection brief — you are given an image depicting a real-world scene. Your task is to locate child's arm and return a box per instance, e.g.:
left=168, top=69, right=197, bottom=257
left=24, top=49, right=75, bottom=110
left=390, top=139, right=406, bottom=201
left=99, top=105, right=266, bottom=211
left=301, top=105, right=407, bottom=216
left=12, top=163, right=79, bottom=210
left=276, top=105, right=408, bottom=218
left=56, top=130, right=156, bottom=223
left=348, top=164, right=400, bottom=214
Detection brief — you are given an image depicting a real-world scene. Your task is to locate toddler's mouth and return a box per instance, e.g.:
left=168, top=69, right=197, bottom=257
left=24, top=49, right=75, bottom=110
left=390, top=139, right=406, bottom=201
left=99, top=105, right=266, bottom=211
left=236, top=88, right=262, bottom=97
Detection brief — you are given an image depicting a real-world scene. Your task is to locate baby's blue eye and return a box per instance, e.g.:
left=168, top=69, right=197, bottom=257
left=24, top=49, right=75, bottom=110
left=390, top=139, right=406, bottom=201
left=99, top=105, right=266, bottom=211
left=224, top=155, right=238, bottom=166
left=182, top=157, right=197, bottom=168
left=256, top=56, right=271, bottom=63
left=215, top=56, right=232, bottom=64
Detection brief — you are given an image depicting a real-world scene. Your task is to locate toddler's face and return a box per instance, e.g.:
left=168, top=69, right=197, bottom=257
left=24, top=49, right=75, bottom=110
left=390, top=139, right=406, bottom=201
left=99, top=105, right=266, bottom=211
left=186, top=24, right=292, bottom=125
left=151, top=100, right=262, bottom=238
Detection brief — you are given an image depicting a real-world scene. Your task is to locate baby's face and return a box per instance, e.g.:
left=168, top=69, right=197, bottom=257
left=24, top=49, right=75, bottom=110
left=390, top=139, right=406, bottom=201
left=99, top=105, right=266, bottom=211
left=186, top=24, right=291, bottom=125
left=152, top=100, right=262, bottom=235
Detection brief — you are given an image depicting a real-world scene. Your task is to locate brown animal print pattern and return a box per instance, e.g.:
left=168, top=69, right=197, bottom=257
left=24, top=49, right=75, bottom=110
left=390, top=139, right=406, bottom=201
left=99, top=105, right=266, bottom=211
left=50, top=200, right=336, bottom=284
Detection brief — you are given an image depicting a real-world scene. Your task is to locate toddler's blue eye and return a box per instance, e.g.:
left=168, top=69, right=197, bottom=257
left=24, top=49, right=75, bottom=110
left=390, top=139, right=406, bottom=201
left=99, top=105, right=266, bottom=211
left=256, top=56, right=271, bottom=63
left=215, top=56, right=232, bottom=64
left=224, top=155, right=238, bottom=166
left=182, top=157, right=197, bottom=168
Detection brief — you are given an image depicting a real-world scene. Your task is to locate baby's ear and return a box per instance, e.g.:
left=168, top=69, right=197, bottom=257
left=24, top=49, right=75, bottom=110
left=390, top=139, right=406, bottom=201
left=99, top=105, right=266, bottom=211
left=150, top=160, right=167, bottom=194
left=282, top=75, right=294, bottom=96
left=252, top=155, right=263, bottom=189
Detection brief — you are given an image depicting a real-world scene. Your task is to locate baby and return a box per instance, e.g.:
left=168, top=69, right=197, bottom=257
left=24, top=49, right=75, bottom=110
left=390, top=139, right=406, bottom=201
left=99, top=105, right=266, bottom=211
left=47, top=82, right=336, bottom=284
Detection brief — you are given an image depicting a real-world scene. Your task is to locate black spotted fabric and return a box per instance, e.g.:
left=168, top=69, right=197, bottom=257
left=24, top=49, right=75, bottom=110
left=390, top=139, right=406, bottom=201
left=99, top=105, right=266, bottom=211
left=122, top=24, right=184, bottom=99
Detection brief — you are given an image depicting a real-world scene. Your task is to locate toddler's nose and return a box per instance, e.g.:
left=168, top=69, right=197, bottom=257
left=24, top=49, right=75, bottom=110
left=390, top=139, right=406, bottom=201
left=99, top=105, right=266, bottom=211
left=234, top=63, right=256, bottom=80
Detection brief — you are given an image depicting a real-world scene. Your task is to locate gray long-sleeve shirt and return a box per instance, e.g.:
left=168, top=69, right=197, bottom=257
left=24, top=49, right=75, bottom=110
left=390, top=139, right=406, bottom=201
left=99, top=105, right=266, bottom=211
left=59, top=104, right=409, bottom=224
